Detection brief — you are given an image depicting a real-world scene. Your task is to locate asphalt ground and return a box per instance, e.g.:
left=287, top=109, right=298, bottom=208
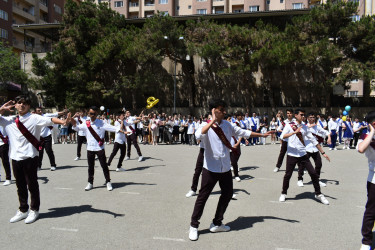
left=0, top=141, right=372, bottom=250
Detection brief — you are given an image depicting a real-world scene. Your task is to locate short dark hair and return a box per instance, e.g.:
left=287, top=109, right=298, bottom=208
left=15, top=95, right=31, bottom=105
left=118, top=111, right=125, bottom=115
left=209, top=99, right=227, bottom=110
left=294, top=108, right=305, bottom=115
left=203, top=113, right=209, bottom=119
left=331, top=114, right=338, bottom=118
left=307, top=112, right=316, bottom=117
left=224, top=114, right=230, bottom=120
left=366, top=111, right=375, bottom=123
left=235, top=111, right=244, bottom=117
left=286, top=109, right=293, bottom=113
left=89, top=106, right=99, bottom=112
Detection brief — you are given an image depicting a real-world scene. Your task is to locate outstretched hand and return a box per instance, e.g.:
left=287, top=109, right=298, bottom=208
left=263, top=131, right=274, bottom=137
left=0, top=100, right=15, bottom=113
left=64, top=112, right=72, bottom=126
left=323, top=154, right=330, bottom=162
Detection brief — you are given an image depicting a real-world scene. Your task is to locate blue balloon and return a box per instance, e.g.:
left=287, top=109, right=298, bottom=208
left=343, top=111, right=348, bottom=116
left=345, top=105, right=351, bottom=112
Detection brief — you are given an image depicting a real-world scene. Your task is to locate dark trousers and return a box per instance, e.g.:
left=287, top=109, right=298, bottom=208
left=12, top=156, right=40, bottom=212
left=77, top=135, right=86, bottom=157
left=276, top=140, right=288, bottom=169
left=0, top=143, right=11, bottom=180
left=191, top=148, right=204, bottom=192
left=107, top=142, right=126, bottom=168
left=362, top=182, right=375, bottom=245
left=297, top=152, right=322, bottom=181
left=329, top=130, right=337, bottom=149
left=251, top=127, right=257, bottom=144
left=191, top=168, right=233, bottom=228
left=282, top=155, right=321, bottom=195
left=188, top=134, right=195, bottom=145
left=351, top=133, right=361, bottom=147
left=158, top=126, right=165, bottom=143
left=338, top=127, right=342, bottom=143
left=39, top=135, right=56, bottom=168
left=87, top=150, right=110, bottom=184
left=126, top=134, right=142, bottom=157
left=230, top=148, right=241, bottom=177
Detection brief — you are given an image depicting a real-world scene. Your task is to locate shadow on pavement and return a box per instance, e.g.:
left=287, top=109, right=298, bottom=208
left=38, top=176, right=49, bottom=184
left=125, top=165, right=166, bottom=172
left=240, top=166, right=259, bottom=171
left=287, top=191, right=337, bottom=202
left=41, top=205, right=125, bottom=219
left=101, top=182, right=156, bottom=189
left=210, top=188, right=250, bottom=196
left=55, top=165, right=88, bottom=170
left=140, top=156, right=164, bottom=161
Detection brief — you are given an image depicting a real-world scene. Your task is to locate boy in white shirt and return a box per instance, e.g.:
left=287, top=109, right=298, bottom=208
left=357, top=111, right=375, bottom=250
left=187, top=118, right=195, bottom=146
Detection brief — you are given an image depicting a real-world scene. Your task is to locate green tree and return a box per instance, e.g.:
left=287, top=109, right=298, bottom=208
left=0, top=42, right=27, bottom=87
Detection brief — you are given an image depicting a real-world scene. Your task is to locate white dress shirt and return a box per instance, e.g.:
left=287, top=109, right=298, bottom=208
left=114, top=120, right=128, bottom=144
left=0, top=113, right=54, bottom=160
left=73, top=118, right=119, bottom=151
left=353, top=122, right=362, bottom=133
left=187, top=122, right=195, bottom=134
left=40, top=113, right=59, bottom=138
left=75, top=116, right=87, bottom=136
left=280, top=122, right=318, bottom=157
left=318, top=119, right=327, bottom=129
left=196, top=121, right=207, bottom=149
left=328, top=119, right=340, bottom=131
left=0, top=126, right=8, bottom=146
left=305, top=124, right=329, bottom=153
left=125, top=116, right=137, bottom=135
left=195, top=120, right=251, bottom=173
left=357, top=138, right=375, bottom=184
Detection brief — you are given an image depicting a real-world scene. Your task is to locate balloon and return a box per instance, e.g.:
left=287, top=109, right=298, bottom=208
left=100, top=106, right=105, bottom=111
left=146, top=97, right=159, bottom=109
left=345, top=105, right=351, bottom=112
left=342, top=116, right=347, bottom=121
left=343, top=111, right=348, bottom=116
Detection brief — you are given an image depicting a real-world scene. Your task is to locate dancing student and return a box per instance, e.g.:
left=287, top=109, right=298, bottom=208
left=357, top=111, right=375, bottom=250
left=125, top=110, right=143, bottom=161
left=274, top=109, right=294, bottom=173
left=188, top=100, right=271, bottom=241
left=0, top=96, right=70, bottom=224
left=278, top=109, right=330, bottom=205
left=229, top=112, right=247, bottom=182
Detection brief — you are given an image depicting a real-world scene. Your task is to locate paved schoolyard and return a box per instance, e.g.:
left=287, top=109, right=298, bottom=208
left=0, top=141, right=371, bottom=250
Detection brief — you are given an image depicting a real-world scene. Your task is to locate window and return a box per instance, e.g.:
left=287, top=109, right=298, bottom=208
left=129, top=1, right=138, bottom=7
left=188, top=5, right=192, bottom=9
left=266, top=1, right=270, bottom=4
left=159, top=0, right=168, bottom=4
left=197, top=0, right=207, bottom=2
left=233, top=9, right=243, bottom=13
left=0, top=29, right=8, bottom=39
left=54, top=4, right=62, bottom=14
left=351, top=79, right=359, bottom=83
left=351, top=15, right=360, bottom=22
left=162, top=11, right=169, bottom=16
left=176, top=6, right=179, bottom=10
left=249, top=6, right=259, bottom=12
left=114, top=1, right=123, bottom=7
left=197, top=9, right=207, bottom=14
left=292, top=3, right=303, bottom=9
left=0, top=10, right=8, bottom=21
left=280, top=0, right=284, bottom=3
left=347, top=91, right=358, bottom=97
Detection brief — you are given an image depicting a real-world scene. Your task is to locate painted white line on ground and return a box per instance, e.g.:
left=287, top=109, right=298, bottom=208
left=153, top=237, right=186, bottom=242
left=54, top=187, right=73, bottom=190
left=269, top=201, right=294, bottom=204
left=120, top=191, right=140, bottom=195
left=51, top=227, right=78, bottom=232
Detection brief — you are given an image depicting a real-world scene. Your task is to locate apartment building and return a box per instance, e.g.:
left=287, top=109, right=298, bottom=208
left=0, top=0, right=64, bottom=53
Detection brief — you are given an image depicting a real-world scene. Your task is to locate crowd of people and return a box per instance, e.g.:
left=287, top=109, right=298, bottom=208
left=0, top=96, right=374, bottom=250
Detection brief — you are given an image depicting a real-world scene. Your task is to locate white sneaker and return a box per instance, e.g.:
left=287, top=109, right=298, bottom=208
left=297, top=180, right=304, bottom=187
left=360, top=244, right=371, bottom=250
left=230, top=167, right=234, bottom=171
left=329, top=148, right=333, bottom=151
left=3, top=180, right=11, bottom=186
left=209, top=223, right=230, bottom=233
left=334, top=148, right=337, bottom=150
left=186, top=190, right=196, bottom=197
left=273, top=167, right=279, bottom=173
left=138, top=156, right=143, bottom=162
left=315, top=194, right=329, bottom=205
left=235, top=177, right=241, bottom=182
left=189, top=226, right=198, bottom=241
left=85, top=183, right=93, bottom=191
left=10, top=210, right=28, bottom=223
left=106, top=182, right=113, bottom=191
left=25, top=210, right=39, bottom=224
left=347, top=147, right=350, bottom=150
left=74, top=157, right=80, bottom=161
left=50, top=166, right=56, bottom=171
left=116, top=168, right=126, bottom=172
left=343, top=146, right=346, bottom=149
left=319, top=181, right=327, bottom=187
left=232, top=194, right=237, bottom=199
left=279, top=194, right=286, bottom=202
left=125, top=156, right=130, bottom=160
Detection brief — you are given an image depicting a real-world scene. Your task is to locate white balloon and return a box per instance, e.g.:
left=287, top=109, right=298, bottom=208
left=100, top=106, right=105, bottom=111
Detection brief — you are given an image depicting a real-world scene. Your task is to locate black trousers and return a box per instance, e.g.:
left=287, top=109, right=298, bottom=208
left=87, top=150, right=110, bottom=184
left=351, top=132, right=361, bottom=147
left=12, top=156, right=40, bottom=212
left=230, top=147, right=241, bottom=177
left=282, top=155, right=321, bottom=195
left=126, top=134, right=142, bottom=157
left=107, top=142, right=126, bottom=168
left=0, top=143, right=11, bottom=180
left=362, top=182, right=375, bottom=245
left=276, top=140, right=288, bottom=169
left=297, top=151, right=322, bottom=181
left=191, top=148, right=204, bottom=192
left=191, top=168, right=233, bottom=228
left=39, top=135, right=56, bottom=168
left=77, top=135, right=86, bottom=158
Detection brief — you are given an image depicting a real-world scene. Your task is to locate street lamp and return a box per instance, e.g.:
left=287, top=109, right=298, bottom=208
left=164, top=36, right=184, bottom=113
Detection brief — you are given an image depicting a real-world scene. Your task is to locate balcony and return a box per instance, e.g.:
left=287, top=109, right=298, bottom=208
left=144, top=0, right=154, bottom=6
left=213, top=0, right=224, bottom=7
left=24, top=0, right=36, bottom=6
left=12, top=5, right=36, bottom=22
left=39, top=2, right=48, bottom=13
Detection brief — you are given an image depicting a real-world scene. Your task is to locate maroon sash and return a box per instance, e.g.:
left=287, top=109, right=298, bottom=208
left=289, top=122, right=305, bottom=146
left=48, top=126, right=53, bottom=130
left=78, top=117, right=83, bottom=124
left=0, top=130, right=8, bottom=144
left=15, top=116, right=43, bottom=151
left=86, top=120, right=104, bottom=146
left=211, top=123, right=239, bottom=155
left=360, top=134, right=375, bottom=150
left=312, top=133, right=324, bottom=144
